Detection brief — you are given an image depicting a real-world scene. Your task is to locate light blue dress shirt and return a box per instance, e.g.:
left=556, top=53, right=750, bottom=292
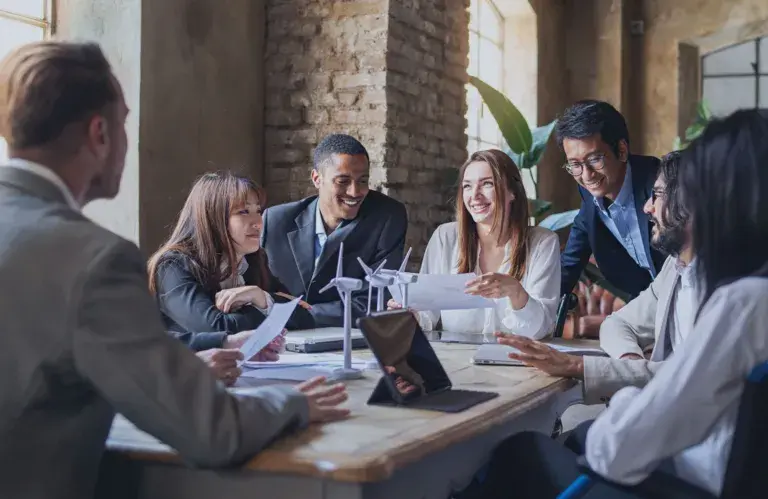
left=314, top=201, right=328, bottom=269
left=593, top=163, right=653, bottom=275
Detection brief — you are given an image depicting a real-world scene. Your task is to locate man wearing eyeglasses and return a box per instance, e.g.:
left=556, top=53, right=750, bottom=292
left=558, top=100, right=666, bottom=302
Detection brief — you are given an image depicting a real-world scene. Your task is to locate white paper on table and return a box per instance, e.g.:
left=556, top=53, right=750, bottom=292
left=388, top=272, right=495, bottom=311
left=243, top=353, right=370, bottom=369
left=238, top=297, right=301, bottom=364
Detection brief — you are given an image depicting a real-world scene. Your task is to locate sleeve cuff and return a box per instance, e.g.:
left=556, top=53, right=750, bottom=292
left=191, top=332, right=228, bottom=351
left=255, top=293, right=274, bottom=315
left=501, top=296, right=548, bottom=339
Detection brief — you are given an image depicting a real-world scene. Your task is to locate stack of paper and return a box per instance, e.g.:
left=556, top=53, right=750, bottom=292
left=239, top=353, right=371, bottom=383
left=388, top=272, right=495, bottom=311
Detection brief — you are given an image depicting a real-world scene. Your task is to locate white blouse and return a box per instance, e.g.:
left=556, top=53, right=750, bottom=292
left=416, top=222, right=561, bottom=342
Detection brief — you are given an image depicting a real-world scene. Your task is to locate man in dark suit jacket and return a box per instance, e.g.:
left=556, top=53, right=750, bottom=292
left=261, top=134, right=408, bottom=327
left=558, top=100, right=666, bottom=300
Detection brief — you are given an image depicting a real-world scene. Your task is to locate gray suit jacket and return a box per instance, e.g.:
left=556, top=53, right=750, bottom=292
left=0, top=167, right=310, bottom=499
left=582, top=256, right=680, bottom=404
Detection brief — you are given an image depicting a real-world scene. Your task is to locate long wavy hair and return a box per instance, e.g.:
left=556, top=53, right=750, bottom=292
left=147, top=171, right=272, bottom=294
left=456, top=149, right=530, bottom=280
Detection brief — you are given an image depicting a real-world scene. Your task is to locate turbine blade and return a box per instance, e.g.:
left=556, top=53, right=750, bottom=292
left=319, top=282, right=335, bottom=294
left=357, top=256, right=373, bottom=276
left=373, top=259, right=387, bottom=275
left=367, top=285, right=372, bottom=315
left=336, top=243, right=344, bottom=278
left=399, top=247, right=412, bottom=273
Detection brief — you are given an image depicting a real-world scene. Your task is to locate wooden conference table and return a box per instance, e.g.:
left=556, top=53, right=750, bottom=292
left=98, top=340, right=590, bottom=499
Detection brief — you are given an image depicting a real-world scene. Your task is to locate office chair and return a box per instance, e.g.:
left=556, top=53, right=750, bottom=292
left=552, top=293, right=578, bottom=338
left=557, top=360, right=768, bottom=499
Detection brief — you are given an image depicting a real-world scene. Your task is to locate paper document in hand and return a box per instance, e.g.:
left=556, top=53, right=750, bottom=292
left=238, top=297, right=301, bottom=363
left=388, top=273, right=494, bottom=311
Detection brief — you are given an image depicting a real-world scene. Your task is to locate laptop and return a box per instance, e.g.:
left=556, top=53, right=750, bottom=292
left=472, top=339, right=607, bottom=366
left=356, top=310, right=499, bottom=413
left=284, top=328, right=367, bottom=353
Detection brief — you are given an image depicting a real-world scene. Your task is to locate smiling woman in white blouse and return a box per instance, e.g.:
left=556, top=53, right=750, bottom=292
left=391, top=149, right=560, bottom=342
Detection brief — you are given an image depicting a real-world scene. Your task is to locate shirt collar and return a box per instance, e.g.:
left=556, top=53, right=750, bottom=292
left=3, top=158, right=81, bottom=212
left=675, top=257, right=698, bottom=288
left=594, top=161, right=633, bottom=210
left=315, top=200, right=327, bottom=237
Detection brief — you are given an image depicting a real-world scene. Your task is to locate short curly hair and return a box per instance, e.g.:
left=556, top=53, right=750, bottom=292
left=313, top=134, right=369, bottom=170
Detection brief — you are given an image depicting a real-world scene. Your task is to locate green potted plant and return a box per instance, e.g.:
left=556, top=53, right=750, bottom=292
left=673, top=100, right=712, bottom=150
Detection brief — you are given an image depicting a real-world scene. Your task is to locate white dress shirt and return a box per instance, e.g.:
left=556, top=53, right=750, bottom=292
left=314, top=200, right=328, bottom=269
left=3, top=158, right=81, bottom=211
left=586, top=277, right=768, bottom=495
left=415, top=223, right=560, bottom=342
left=668, top=258, right=698, bottom=351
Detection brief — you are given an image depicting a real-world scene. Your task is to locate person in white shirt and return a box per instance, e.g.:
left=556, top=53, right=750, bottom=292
left=456, top=109, right=768, bottom=498
left=389, top=149, right=560, bottom=342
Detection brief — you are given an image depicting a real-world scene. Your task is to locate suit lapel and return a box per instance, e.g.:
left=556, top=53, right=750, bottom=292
left=631, top=158, right=656, bottom=277
left=287, top=199, right=317, bottom=293
left=651, top=273, right=680, bottom=361
left=313, top=215, right=362, bottom=279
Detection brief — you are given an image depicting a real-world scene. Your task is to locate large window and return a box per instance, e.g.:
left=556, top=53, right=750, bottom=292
left=0, top=1, right=53, bottom=161
left=466, top=0, right=504, bottom=154
left=701, top=37, right=768, bottom=117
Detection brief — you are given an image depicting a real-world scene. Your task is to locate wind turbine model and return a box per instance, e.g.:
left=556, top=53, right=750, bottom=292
left=358, top=258, right=394, bottom=314
left=319, top=242, right=364, bottom=379
left=379, top=247, right=418, bottom=308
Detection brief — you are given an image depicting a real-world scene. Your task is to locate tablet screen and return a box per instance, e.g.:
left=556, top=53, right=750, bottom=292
left=358, top=310, right=452, bottom=401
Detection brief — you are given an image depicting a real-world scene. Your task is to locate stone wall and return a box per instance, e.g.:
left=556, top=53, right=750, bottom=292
left=384, top=0, right=469, bottom=264
left=263, top=0, right=469, bottom=267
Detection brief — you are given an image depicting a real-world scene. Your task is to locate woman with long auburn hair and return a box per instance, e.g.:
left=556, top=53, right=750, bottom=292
left=390, top=149, right=560, bottom=341
left=148, top=171, right=311, bottom=365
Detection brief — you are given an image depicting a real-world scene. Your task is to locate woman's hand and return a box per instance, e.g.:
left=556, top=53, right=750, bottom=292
left=248, top=330, right=287, bottom=362
left=465, top=272, right=529, bottom=309
left=387, top=299, right=420, bottom=321
left=215, top=285, right=268, bottom=312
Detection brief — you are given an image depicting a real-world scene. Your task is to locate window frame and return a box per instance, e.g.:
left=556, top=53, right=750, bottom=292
left=0, top=1, right=55, bottom=36
left=700, top=37, right=767, bottom=112
left=467, top=0, right=505, bottom=154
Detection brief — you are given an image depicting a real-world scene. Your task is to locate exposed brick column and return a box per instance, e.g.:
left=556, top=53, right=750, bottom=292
left=264, top=0, right=469, bottom=267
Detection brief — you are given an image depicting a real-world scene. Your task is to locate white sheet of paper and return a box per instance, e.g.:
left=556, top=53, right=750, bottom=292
left=388, top=272, right=495, bottom=311
left=473, top=342, right=606, bottom=366
left=238, top=297, right=301, bottom=363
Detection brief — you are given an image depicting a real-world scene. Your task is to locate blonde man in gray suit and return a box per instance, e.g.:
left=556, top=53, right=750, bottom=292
left=0, top=41, right=350, bottom=499
left=496, top=151, right=694, bottom=404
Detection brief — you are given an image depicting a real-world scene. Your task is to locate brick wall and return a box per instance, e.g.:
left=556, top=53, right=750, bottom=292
left=264, top=0, right=469, bottom=267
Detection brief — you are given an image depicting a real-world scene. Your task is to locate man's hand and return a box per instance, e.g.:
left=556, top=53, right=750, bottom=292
left=196, top=348, right=243, bottom=386
left=296, top=376, right=350, bottom=423
left=494, top=332, right=584, bottom=379
left=215, top=285, right=268, bottom=312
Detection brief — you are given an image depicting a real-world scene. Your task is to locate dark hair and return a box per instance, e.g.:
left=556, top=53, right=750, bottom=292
left=0, top=41, right=117, bottom=150
left=313, top=134, right=369, bottom=170
left=679, top=109, right=768, bottom=313
left=657, top=151, right=688, bottom=231
left=147, top=171, right=272, bottom=294
left=456, top=149, right=530, bottom=280
left=555, top=100, right=630, bottom=156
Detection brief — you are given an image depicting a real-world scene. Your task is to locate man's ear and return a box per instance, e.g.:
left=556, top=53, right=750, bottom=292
left=311, top=168, right=322, bottom=188
left=617, top=139, right=629, bottom=163
left=87, top=114, right=110, bottom=161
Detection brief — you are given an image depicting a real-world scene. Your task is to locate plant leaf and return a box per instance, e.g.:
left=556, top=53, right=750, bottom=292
left=538, top=209, right=580, bottom=231
left=672, top=136, right=684, bottom=150
left=525, top=119, right=558, bottom=168
left=528, top=198, right=552, bottom=218
left=469, top=75, right=532, bottom=153
left=502, top=143, right=528, bottom=170
left=698, top=100, right=712, bottom=121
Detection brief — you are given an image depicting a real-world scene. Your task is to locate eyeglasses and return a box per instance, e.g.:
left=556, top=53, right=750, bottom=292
left=562, top=154, right=607, bottom=176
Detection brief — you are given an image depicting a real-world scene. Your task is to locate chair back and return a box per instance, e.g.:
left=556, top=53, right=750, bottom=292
left=552, top=293, right=575, bottom=338
left=720, top=361, right=768, bottom=498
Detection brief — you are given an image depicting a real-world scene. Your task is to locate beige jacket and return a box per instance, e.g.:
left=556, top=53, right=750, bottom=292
left=582, top=256, right=682, bottom=404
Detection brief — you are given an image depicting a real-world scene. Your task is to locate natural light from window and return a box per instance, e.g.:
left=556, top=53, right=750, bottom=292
left=0, top=0, right=50, bottom=161
left=466, top=0, right=505, bottom=155
left=702, top=37, right=768, bottom=117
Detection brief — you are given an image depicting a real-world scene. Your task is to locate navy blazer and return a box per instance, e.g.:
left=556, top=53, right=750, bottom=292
left=560, top=154, right=667, bottom=299
left=261, top=190, right=408, bottom=328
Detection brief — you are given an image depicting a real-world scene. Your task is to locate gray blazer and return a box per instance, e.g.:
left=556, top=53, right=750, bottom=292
left=0, top=167, right=310, bottom=499
left=582, top=256, right=680, bottom=404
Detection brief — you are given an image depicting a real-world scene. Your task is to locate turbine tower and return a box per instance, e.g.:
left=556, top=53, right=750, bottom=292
left=379, top=247, right=418, bottom=308
left=319, top=242, right=363, bottom=379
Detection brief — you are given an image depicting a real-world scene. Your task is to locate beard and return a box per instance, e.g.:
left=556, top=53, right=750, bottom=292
left=650, top=217, right=687, bottom=256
